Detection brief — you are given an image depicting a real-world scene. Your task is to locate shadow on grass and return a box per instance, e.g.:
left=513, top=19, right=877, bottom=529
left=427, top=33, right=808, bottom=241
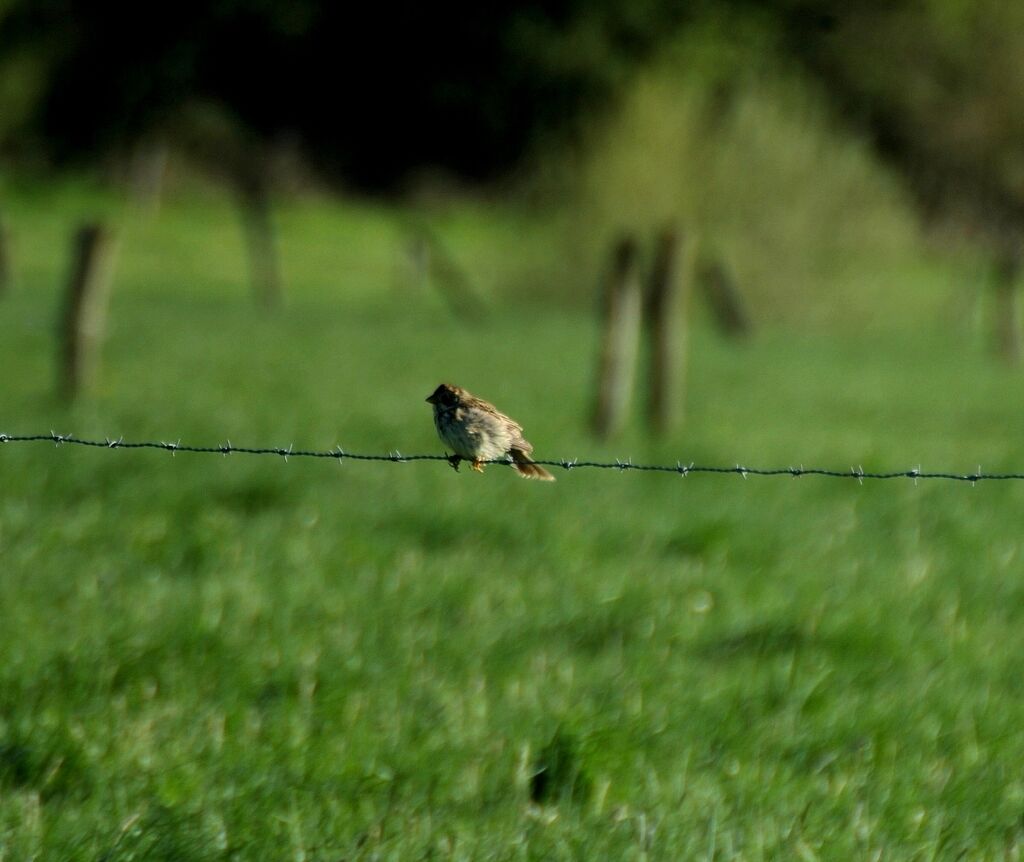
left=93, top=805, right=234, bottom=862
left=385, top=513, right=523, bottom=553
left=208, top=480, right=289, bottom=515
left=0, top=725, right=92, bottom=800
left=693, top=620, right=891, bottom=667
left=659, top=521, right=734, bottom=559
left=486, top=603, right=647, bottom=671
left=696, top=614, right=897, bottom=696
left=530, top=729, right=592, bottom=806
left=694, top=622, right=810, bottom=660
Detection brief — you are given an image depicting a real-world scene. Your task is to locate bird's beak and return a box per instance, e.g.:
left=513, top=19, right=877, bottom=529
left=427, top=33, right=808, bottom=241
left=426, top=394, right=437, bottom=404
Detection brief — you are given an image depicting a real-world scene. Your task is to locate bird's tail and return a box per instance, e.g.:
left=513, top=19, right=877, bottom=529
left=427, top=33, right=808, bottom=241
left=511, top=448, right=555, bottom=481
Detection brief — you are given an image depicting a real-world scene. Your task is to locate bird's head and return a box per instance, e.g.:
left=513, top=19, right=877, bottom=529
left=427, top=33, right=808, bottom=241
left=426, top=383, right=463, bottom=408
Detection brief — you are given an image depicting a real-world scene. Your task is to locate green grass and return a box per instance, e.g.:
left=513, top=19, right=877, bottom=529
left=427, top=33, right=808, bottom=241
left=1, top=182, right=1024, bottom=860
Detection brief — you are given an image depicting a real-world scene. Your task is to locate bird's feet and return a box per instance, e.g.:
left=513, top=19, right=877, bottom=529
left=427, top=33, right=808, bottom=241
left=447, top=453, right=463, bottom=472
left=470, top=459, right=485, bottom=473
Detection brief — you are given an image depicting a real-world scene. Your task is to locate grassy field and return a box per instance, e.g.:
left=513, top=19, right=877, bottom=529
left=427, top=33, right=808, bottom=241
left=2, top=183, right=1024, bottom=860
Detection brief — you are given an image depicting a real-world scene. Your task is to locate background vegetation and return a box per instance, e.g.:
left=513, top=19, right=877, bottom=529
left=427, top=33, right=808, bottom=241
left=1, top=1, right=1023, bottom=859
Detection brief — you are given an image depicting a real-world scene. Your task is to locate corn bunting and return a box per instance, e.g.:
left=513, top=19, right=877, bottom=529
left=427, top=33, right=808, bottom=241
left=426, top=383, right=555, bottom=481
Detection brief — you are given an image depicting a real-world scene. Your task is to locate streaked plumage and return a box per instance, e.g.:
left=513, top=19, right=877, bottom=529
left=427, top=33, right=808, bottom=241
left=426, top=383, right=555, bottom=481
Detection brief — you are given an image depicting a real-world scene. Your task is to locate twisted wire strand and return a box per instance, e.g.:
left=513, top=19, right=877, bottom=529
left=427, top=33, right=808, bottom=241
left=1, top=432, right=1020, bottom=484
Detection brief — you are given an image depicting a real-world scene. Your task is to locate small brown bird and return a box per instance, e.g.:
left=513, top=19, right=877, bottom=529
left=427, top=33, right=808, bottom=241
left=426, top=383, right=555, bottom=481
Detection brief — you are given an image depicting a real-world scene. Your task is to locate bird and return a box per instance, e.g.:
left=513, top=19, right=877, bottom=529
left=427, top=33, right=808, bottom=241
left=426, top=383, right=555, bottom=481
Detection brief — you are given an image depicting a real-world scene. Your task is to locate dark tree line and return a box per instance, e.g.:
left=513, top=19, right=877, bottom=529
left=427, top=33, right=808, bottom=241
left=784, top=0, right=1024, bottom=241
left=0, top=0, right=693, bottom=189
left=2, top=0, right=1022, bottom=319
left=1, top=0, right=1020, bottom=229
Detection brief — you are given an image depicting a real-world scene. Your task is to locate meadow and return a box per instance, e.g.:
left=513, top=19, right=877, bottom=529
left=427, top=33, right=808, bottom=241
left=2, top=180, right=1024, bottom=860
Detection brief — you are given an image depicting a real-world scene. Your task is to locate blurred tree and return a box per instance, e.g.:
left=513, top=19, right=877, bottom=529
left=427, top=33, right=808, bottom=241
left=783, top=0, right=1024, bottom=246
left=1, top=0, right=1021, bottom=211
left=0, top=0, right=693, bottom=309
left=0, top=0, right=690, bottom=188
left=1, top=1, right=1022, bottom=332
left=780, top=0, right=1024, bottom=359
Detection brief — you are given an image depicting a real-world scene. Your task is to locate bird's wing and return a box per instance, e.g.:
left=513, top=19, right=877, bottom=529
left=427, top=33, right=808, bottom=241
left=494, top=405, right=538, bottom=454
left=508, top=427, right=533, bottom=455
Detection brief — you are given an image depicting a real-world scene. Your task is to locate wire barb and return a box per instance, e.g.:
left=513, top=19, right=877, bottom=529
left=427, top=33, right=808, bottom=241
left=2, top=434, right=1024, bottom=484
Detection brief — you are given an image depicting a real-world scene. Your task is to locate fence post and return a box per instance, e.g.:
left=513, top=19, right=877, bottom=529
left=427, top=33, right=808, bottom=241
left=646, top=226, right=690, bottom=435
left=58, top=223, right=118, bottom=401
left=698, top=258, right=751, bottom=337
left=993, top=251, right=1021, bottom=366
left=592, top=235, right=642, bottom=440
left=238, top=172, right=283, bottom=312
left=128, top=141, right=169, bottom=217
left=404, top=220, right=487, bottom=321
left=0, top=214, right=10, bottom=297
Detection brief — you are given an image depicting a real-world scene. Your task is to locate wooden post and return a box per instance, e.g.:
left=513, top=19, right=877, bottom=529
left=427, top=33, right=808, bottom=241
left=646, top=226, right=690, bottom=435
left=128, top=141, right=169, bottom=217
left=0, top=215, right=10, bottom=297
left=238, top=173, right=283, bottom=312
left=406, top=234, right=431, bottom=293
left=993, top=251, right=1021, bottom=366
left=58, top=223, right=117, bottom=401
left=403, top=220, right=486, bottom=321
left=698, top=258, right=751, bottom=337
left=592, top=235, right=642, bottom=440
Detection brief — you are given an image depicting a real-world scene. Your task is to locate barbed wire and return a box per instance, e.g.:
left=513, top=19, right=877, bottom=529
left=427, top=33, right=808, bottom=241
left=1, top=432, right=1022, bottom=485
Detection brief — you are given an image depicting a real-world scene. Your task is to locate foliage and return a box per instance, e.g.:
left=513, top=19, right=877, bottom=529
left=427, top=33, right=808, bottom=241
left=558, top=21, right=924, bottom=327
left=1, top=0, right=1020, bottom=223
left=0, top=0, right=691, bottom=186
left=784, top=0, right=1024, bottom=239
